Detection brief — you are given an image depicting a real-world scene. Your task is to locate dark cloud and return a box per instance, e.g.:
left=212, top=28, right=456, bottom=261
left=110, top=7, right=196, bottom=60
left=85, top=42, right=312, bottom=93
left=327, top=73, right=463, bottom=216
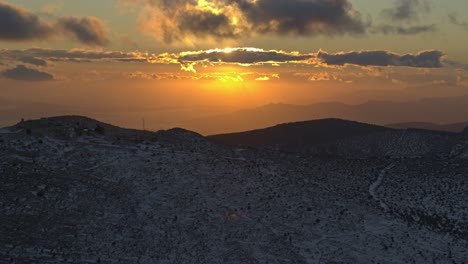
left=0, top=48, right=146, bottom=63
left=57, top=16, right=110, bottom=46
left=231, top=0, right=367, bottom=36
left=317, top=50, right=444, bottom=68
left=18, top=57, right=48, bottom=66
left=375, top=24, right=436, bottom=35
left=131, top=0, right=367, bottom=44
left=1, top=65, right=54, bottom=81
left=0, top=1, right=54, bottom=41
left=382, top=0, right=430, bottom=21
left=449, top=13, right=468, bottom=31
left=178, top=10, right=238, bottom=39
left=0, top=2, right=110, bottom=46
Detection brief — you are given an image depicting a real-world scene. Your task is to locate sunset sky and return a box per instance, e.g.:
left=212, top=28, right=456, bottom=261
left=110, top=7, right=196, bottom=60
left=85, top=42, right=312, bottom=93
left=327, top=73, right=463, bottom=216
left=1, top=0, right=468, bottom=130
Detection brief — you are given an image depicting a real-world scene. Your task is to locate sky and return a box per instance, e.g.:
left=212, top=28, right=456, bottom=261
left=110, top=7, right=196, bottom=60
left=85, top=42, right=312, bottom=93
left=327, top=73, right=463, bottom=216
left=1, top=0, right=468, bottom=130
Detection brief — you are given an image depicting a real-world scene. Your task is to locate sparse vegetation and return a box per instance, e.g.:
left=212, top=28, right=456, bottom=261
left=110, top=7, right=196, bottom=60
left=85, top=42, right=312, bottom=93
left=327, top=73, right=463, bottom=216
left=1, top=116, right=467, bottom=263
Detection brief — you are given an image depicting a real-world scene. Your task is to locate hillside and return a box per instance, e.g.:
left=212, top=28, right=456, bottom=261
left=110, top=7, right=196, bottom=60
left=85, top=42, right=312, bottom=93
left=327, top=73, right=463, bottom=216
left=387, top=122, right=468, bottom=133
left=1, top=116, right=468, bottom=263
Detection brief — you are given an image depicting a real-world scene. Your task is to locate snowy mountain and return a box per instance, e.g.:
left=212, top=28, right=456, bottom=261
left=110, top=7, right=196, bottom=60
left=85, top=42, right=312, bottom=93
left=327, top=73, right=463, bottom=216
left=1, top=116, right=467, bottom=263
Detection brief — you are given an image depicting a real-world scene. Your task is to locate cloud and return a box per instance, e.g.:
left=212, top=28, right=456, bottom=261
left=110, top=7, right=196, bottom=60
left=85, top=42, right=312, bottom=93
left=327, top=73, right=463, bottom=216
left=56, top=16, right=110, bottom=46
left=449, top=13, right=468, bottom=31
left=1, top=65, right=54, bottom=81
left=317, top=50, right=444, bottom=68
left=0, top=48, right=149, bottom=63
left=129, top=0, right=367, bottom=44
left=178, top=9, right=240, bottom=39
left=309, top=72, right=333, bottom=81
left=0, top=2, right=110, bottom=46
left=232, top=0, right=367, bottom=35
left=375, top=24, right=436, bottom=35
left=0, top=1, right=54, bottom=41
left=376, top=0, right=433, bottom=35
left=167, top=47, right=314, bottom=72
left=18, top=57, right=48, bottom=66
left=0, top=47, right=450, bottom=71
left=177, top=47, right=313, bottom=64
left=382, top=0, right=430, bottom=21
left=444, top=60, right=468, bottom=71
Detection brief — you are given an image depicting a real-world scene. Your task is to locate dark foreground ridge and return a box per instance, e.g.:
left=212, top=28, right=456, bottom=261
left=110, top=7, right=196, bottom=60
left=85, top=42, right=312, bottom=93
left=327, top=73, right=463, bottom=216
left=386, top=121, right=468, bottom=133
left=1, top=116, right=468, bottom=263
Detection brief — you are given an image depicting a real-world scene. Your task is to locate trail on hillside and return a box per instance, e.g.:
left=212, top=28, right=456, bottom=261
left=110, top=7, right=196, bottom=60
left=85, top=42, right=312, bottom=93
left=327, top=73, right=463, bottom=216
left=369, top=163, right=395, bottom=211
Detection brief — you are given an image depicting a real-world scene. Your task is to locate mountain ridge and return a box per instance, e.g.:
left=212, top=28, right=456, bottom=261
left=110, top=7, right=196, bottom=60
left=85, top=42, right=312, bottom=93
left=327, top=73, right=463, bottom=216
left=184, top=96, right=468, bottom=134
left=208, top=118, right=392, bottom=149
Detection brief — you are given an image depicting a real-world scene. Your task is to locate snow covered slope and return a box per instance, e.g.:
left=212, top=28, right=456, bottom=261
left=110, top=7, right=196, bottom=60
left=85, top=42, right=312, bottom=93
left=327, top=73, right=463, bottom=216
left=1, top=116, right=467, bottom=263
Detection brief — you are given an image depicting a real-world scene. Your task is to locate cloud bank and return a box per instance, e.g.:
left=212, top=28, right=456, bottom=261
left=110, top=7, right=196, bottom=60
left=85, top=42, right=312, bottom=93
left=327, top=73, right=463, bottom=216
left=317, top=50, right=444, bottom=68
left=1, top=65, right=54, bottom=81
left=1, top=47, right=447, bottom=71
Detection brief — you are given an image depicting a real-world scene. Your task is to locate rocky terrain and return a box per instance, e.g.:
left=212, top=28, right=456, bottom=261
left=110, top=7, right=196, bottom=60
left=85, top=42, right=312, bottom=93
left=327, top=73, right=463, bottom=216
left=1, top=116, right=468, bottom=263
left=386, top=122, right=468, bottom=133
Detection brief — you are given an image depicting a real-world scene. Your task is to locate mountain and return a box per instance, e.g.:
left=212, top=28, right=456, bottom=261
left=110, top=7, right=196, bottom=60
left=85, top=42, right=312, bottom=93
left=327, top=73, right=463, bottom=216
left=387, top=122, right=468, bottom=133
left=209, top=118, right=458, bottom=158
left=1, top=116, right=468, bottom=263
left=208, top=118, right=392, bottom=149
left=184, top=96, right=468, bottom=135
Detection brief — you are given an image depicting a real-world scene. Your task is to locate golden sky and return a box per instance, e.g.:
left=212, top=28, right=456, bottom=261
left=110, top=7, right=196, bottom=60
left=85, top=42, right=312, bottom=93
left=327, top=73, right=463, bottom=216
left=1, top=0, right=468, bottom=130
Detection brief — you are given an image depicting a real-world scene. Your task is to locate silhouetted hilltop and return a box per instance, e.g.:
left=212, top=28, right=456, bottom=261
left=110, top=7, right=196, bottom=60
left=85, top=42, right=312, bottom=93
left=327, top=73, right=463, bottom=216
left=12, top=115, right=156, bottom=140
left=387, top=122, right=468, bottom=133
left=9, top=116, right=159, bottom=140
left=208, top=118, right=391, bottom=149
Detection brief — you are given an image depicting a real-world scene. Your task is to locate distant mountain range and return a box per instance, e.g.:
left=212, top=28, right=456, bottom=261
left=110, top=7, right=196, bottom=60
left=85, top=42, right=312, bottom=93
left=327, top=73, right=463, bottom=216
left=3, top=95, right=468, bottom=135
left=184, top=96, right=468, bottom=135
